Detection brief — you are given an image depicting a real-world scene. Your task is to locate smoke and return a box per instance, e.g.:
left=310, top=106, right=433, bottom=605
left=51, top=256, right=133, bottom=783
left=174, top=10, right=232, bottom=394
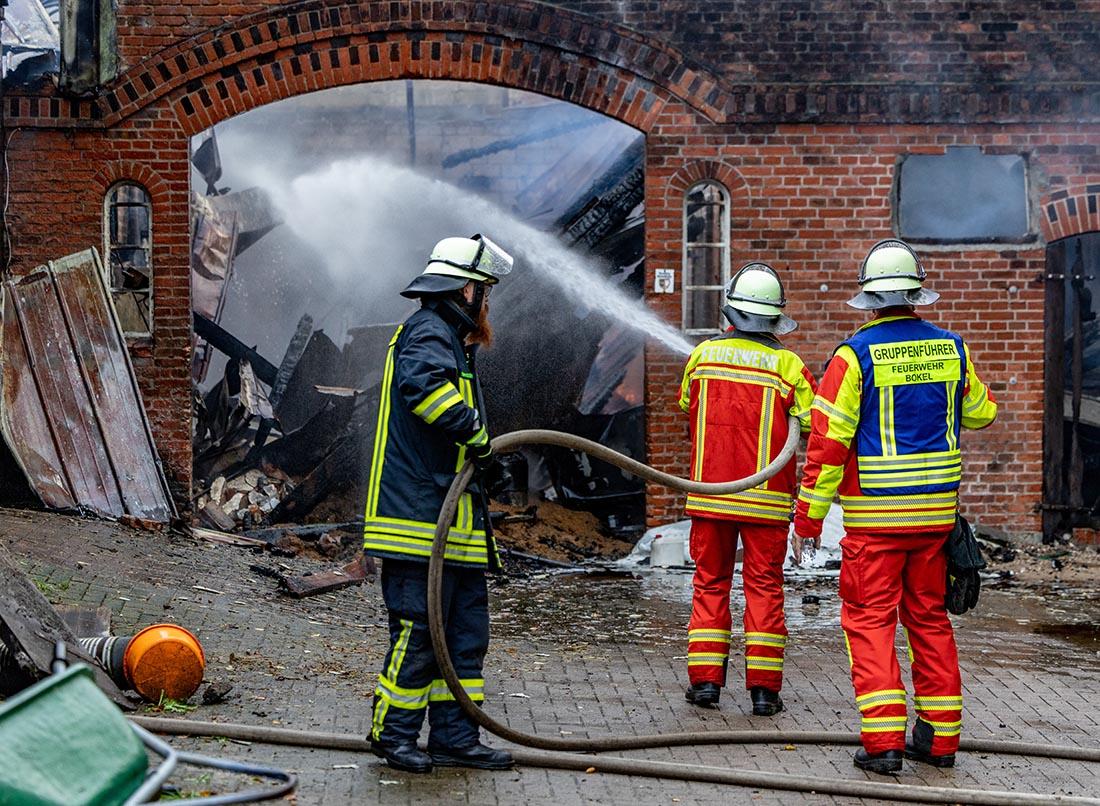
left=254, top=156, right=694, bottom=356
left=194, top=80, right=694, bottom=408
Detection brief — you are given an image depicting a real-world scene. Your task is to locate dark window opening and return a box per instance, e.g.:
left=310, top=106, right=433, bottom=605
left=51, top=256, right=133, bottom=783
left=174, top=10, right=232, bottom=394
left=683, top=180, right=729, bottom=334
left=104, top=182, right=152, bottom=335
left=897, top=147, right=1030, bottom=243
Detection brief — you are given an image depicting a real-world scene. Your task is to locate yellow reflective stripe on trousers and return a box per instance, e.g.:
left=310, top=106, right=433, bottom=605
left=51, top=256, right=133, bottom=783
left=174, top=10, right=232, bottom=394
left=373, top=618, right=423, bottom=739
left=376, top=673, right=431, bottom=709
left=861, top=716, right=908, bottom=733
left=745, top=655, right=783, bottom=671
left=688, top=629, right=732, bottom=644
left=856, top=689, right=907, bottom=709
left=923, top=718, right=962, bottom=736
left=386, top=619, right=414, bottom=683
left=914, top=694, right=962, bottom=711
left=412, top=382, right=464, bottom=424
left=745, top=632, right=787, bottom=648
left=687, top=653, right=728, bottom=666
left=429, top=678, right=485, bottom=702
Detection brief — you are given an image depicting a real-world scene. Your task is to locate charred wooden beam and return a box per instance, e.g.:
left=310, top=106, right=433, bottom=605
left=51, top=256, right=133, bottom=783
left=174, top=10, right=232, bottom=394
left=281, top=553, right=375, bottom=599
left=268, top=432, right=361, bottom=523
left=237, top=521, right=362, bottom=543
left=193, top=312, right=278, bottom=386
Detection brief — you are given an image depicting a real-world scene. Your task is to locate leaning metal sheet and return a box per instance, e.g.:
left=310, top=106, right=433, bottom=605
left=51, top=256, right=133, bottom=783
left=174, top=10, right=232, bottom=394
left=0, top=249, right=175, bottom=521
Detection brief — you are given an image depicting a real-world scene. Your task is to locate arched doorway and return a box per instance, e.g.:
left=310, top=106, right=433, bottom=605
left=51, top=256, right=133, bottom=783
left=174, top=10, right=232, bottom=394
left=188, top=80, right=652, bottom=536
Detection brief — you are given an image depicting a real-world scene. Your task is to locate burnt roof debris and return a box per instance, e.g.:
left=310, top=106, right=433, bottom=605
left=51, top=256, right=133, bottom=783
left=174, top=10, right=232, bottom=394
left=0, top=0, right=59, bottom=87
left=190, top=97, right=648, bottom=537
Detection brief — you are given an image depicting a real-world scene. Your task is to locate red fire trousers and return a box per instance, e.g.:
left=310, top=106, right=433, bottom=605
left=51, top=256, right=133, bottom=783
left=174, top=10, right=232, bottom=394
left=839, top=531, right=962, bottom=756
left=687, top=517, right=787, bottom=691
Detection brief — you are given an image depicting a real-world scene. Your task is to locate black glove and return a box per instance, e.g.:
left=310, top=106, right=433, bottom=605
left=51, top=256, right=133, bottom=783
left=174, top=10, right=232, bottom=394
left=945, top=565, right=980, bottom=616
left=943, top=514, right=985, bottom=615
left=470, top=441, right=494, bottom=471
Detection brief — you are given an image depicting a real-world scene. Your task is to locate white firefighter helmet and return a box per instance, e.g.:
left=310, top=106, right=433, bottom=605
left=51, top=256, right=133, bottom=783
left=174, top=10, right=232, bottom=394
left=847, top=239, right=940, bottom=310
left=401, top=234, right=514, bottom=299
left=721, top=262, right=798, bottom=335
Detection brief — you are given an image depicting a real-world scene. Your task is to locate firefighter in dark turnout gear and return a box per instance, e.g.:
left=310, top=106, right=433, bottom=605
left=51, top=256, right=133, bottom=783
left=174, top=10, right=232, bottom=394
left=794, top=240, right=997, bottom=775
left=364, top=235, right=514, bottom=774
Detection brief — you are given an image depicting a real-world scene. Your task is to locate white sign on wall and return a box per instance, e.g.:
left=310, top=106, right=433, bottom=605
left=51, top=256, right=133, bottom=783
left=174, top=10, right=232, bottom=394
left=654, top=269, right=675, bottom=294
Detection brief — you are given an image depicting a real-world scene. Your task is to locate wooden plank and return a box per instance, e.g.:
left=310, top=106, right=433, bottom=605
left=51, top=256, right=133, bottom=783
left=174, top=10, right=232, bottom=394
left=1042, top=241, right=1067, bottom=543
left=0, top=282, right=73, bottom=508
left=5, top=271, right=122, bottom=516
left=0, top=250, right=175, bottom=522
left=51, top=251, right=174, bottom=521
left=281, top=553, right=374, bottom=599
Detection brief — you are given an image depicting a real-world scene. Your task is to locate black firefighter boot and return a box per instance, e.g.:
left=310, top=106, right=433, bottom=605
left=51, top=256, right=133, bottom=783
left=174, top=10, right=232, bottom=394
left=429, top=742, right=514, bottom=770
left=853, top=747, right=904, bottom=775
left=684, top=682, right=721, bottom=706
left=750, top=687, right=784, bottom=716
left=905, top=718, right=957, bottom=768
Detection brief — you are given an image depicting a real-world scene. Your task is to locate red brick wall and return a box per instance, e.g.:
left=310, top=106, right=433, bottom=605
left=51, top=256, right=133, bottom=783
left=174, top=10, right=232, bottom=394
left=643, top=117, right=1100, bottom=539
left=7, top=1, right=1100, bottom=538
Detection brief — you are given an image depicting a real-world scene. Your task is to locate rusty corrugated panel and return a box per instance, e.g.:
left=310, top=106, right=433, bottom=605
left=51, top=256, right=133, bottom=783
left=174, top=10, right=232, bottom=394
left=0, top=249, right=175, bottom=522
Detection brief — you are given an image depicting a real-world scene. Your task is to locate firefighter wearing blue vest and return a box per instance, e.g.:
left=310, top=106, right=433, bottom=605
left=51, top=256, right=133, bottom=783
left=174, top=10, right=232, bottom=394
left=363, top=234, right=515, bottom=774
left=794, top=240, right=997, bottom=775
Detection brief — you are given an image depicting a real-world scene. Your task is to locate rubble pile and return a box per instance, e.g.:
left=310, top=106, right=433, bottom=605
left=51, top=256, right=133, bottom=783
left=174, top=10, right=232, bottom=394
left=493, top=500, right=635, bottom=566
left=981, top=532, right=1100, bottom=592
left=196, top=468, right=295, bottom=532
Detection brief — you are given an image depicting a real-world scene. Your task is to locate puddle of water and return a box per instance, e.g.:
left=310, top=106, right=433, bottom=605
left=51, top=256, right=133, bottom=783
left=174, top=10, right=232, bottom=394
left=491, top=573, right=1100, bottom=673
left=490, top=571, right=840, bottom=645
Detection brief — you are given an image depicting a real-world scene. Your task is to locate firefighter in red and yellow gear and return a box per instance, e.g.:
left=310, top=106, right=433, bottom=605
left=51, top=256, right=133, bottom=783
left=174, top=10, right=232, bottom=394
left=679, top=263, right=817, bottom=715
left=793, top=240, right=998, bottom=774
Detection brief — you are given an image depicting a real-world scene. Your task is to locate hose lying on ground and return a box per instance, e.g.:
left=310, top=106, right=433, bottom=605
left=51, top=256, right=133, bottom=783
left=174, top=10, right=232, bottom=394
left=134, top=418, right=1100, bottom=805
left=130, top=716, right=1100, bottom=806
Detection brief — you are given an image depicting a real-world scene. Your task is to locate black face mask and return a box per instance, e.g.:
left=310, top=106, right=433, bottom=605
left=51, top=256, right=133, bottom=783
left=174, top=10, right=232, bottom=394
left=456, top=283, right=487, bottom=318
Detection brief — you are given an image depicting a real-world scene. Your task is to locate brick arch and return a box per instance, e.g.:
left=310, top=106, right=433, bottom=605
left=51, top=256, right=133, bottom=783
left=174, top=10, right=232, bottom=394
left=99, top=1, right=733, bottom=134
left=91, top=162, right=170, bottom=207
left=667, top=161, right=748, bottom=197
left=1042, top=186, right=1100, bottom=242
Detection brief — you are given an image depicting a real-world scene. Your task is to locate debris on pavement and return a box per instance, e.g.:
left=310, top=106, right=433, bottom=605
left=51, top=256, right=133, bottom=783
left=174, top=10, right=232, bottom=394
left=281, top=552, right=376, bottom=599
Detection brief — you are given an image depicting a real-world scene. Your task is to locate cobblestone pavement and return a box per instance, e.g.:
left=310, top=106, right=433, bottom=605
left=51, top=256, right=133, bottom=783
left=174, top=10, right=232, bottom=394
left=4, top=506, right=1100, bottom=805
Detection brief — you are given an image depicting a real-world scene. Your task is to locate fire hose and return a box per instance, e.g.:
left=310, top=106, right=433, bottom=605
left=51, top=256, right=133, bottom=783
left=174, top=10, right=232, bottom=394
left=134, top=417, right=1100, bottom=804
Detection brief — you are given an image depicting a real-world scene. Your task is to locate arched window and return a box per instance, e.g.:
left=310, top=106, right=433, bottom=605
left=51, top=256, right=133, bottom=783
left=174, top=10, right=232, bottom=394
left=682, top=180, right=730, bottom=334
left=104, top=183, right=152, bottom=335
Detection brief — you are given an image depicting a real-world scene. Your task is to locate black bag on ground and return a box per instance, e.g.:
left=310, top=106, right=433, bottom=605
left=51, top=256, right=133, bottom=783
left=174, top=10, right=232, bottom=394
left=944, top=514, right=986, bottom=615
